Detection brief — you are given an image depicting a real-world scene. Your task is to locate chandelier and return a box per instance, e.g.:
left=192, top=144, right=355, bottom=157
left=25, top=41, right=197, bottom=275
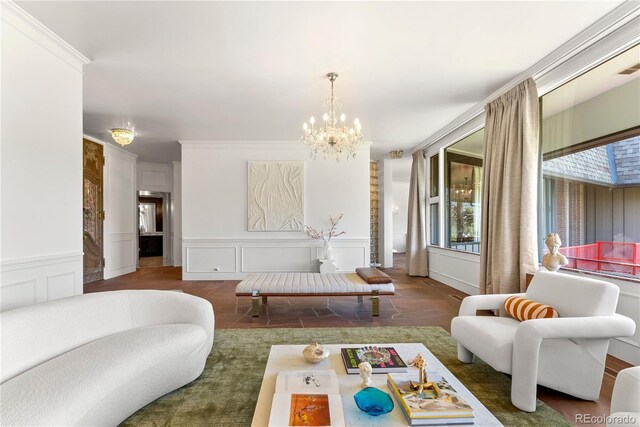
left=301, top=73, right=363, bottom=160
left=110, top=128, right=135, bottom=147
left=453, top=177, right=474, bottom=202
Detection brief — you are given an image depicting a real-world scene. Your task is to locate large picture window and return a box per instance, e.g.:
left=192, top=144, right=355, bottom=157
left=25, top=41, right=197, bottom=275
left=540, top=44, right=640, bottom=280
left=445, top=129, right=484, bottom=253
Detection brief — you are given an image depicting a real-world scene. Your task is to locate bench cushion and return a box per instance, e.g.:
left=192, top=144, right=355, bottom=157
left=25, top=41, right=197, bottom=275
left=355, top=267, right=392, bottom=284
left=235, top=272, right=395, bottom=295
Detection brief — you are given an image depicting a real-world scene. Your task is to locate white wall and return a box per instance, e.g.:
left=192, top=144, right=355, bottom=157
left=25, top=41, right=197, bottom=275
left=180, top=141, right=370, bottom=279
left=0, top=3, right=89, bottom=311
left=392, top=181, right=410, bottom=253
left=172, top=162, right=182, bottom=266
left=137, top=162, right=173, bottom=193
left=378, top=159, right=394, bottom=268
left=103, top=143, right=138, bottom=279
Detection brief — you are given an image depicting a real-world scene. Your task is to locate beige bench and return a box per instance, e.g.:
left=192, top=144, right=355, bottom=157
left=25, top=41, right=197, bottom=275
left=235, top=272, right=395, bottom=317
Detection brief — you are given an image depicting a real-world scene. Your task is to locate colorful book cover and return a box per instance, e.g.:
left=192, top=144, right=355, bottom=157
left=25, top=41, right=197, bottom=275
left=288, top=394, right=331, bottom=426
left=340, top=347, right=408, bottom=374
left=387, top=373, right=474, bottom=420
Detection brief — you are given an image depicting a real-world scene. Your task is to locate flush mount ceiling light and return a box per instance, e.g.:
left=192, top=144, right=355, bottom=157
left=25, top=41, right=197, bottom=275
left=110, top=128, right=135, bottom=147
left=390, top=150, right=404, bottom=159
left=301, top=73, right=363, bottom=161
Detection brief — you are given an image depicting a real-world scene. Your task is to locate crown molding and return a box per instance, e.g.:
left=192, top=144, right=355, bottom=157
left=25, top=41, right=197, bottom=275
left=1, top=0, right=91, bottom=71
left=411, top=0, right=640, bottom=154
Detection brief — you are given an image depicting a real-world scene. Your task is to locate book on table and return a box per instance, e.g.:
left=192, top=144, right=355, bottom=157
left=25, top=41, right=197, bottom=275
left=340, top=346, right=408, bottom=374
left=268, top=370, right=345, bottom=427
left=386, top=372, right=474, bottom=426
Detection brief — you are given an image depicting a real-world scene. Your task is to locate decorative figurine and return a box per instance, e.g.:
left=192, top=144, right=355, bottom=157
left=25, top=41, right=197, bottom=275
left=542, top=233, right=568, bottom=272
left=410, top=353, right=441, bottom=397
left=358, top=362, right=372, bottom=388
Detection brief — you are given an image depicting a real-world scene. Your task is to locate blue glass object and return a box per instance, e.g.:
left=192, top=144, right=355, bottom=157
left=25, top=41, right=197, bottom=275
left=353, top=387, right=394, bottom=416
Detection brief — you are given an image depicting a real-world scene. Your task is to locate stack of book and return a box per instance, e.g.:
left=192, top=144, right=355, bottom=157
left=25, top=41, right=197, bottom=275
left=387, top=373, right=474, bottom=425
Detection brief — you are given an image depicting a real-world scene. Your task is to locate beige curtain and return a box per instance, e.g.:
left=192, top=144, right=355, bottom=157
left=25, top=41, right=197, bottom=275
left=480, top=78, right=540, bottom=294
left=407, top=150, right=428, bottom=276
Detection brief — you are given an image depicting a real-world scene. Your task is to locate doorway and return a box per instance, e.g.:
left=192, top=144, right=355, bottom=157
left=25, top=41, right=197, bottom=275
left=138, top=191, right=172, bottom=267
left=83, top=139, right=104, bottom=284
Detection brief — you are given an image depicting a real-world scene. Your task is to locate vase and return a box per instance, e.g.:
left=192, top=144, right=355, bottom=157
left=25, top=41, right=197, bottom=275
left=323, top=241, right=333, bottom=260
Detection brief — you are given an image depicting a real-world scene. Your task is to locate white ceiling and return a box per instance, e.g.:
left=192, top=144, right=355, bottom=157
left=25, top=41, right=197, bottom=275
left=18, top=1, right=623, bottom=163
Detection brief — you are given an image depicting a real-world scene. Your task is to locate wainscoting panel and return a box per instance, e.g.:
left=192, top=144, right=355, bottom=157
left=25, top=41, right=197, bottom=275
left=186, top=247, right=237, bottom=273
left=0, top=253, right=83, bottom=312
left=427, top=247, right=480, bottom=295
left=104, top=233, right=137, bottom=279
left=242, top=246, right=313, bottom=273
left=182, top=238, right=369, bottom=280
left=46, top=271, right=76, bottom=301
left=329, top=246, right=368, bottom=272
left=0, top=280, right=36, bottom=312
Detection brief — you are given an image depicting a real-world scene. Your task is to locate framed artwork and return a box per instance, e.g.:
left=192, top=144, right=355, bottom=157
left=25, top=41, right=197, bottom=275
left=247, top=161, right=304, bottom=231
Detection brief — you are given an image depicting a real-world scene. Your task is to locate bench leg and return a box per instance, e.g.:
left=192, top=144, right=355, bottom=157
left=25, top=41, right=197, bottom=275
left=252, top=290, right=260, bottom=317
left=262, top=295, right=268, bottom=304
left=357, top=296, right=363, bottom=303
left=371, top=290, right=380, bottom=317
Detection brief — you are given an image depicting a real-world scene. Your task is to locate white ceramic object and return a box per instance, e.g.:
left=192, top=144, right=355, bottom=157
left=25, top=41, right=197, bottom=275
left=302, top=343, right=330, bottom=363
left=323, top=240, right=333, bottom=259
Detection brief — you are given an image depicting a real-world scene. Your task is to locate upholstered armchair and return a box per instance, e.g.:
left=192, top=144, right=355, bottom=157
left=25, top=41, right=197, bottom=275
left=608, top=366, right=640, bottom=427
left=451, top=271, right=636, bottom=412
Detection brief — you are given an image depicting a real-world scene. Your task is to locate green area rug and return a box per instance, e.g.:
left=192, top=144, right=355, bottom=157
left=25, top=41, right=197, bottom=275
left=121, top=327, right=571, bottom=427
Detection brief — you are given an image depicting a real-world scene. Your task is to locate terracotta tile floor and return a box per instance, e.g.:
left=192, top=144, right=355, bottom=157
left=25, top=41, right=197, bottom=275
left=85, top=254, right=628, bottom=426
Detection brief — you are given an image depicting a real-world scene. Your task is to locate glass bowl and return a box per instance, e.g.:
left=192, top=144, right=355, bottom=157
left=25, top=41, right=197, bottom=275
left=354, top=387, right=394, bottom=416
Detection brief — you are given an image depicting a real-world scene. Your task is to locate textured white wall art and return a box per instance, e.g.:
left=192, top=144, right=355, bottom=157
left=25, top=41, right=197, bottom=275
left=247, top=161, right=304, bottom=231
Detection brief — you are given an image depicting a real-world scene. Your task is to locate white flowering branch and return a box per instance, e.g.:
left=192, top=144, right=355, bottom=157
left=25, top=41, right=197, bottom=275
left=304, top=214, right=346, bottom=242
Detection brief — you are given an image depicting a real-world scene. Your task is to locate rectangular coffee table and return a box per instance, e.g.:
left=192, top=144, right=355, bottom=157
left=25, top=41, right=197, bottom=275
left=251, top=343, right=502, bottom=426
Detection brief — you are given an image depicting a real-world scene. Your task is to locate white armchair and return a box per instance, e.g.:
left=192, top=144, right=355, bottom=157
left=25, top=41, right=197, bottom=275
left=608, top=366, right=640, bottom=427
left=451, top=271, right=636, bottom=412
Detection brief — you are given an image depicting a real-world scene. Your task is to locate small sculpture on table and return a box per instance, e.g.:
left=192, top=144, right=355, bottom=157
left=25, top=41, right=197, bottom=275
left=542, top=233, right=568, bottom=272
left=410, top=353, right=441, bottom=397
left=358, top=361, right=372, bottom=388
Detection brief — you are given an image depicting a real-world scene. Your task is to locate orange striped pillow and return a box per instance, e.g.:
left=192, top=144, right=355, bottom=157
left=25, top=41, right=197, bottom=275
left=505, top=296, right=559, bottom=321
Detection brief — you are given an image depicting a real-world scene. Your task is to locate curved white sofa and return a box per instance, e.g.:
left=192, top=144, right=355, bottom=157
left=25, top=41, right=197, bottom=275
left=0, top=290, right=214, bottom=426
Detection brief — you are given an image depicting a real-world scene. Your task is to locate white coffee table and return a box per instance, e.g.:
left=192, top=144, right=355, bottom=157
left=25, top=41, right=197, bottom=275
left=251, top=343, right=503, bottom=426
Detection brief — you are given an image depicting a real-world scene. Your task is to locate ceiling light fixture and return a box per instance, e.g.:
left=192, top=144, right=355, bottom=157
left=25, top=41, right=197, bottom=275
left=301, top=73, right=363, bottom=160
left=110, top=127, right=135, bottom=147
left=390, top=150, right=404, bottom=159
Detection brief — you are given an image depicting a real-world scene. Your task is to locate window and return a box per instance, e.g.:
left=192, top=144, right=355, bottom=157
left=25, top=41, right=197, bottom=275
left=444, top=129, right=484, bottom=253
left=428, top=154, right=440, bottom=245
left=540, top=44, right=640, bottom=280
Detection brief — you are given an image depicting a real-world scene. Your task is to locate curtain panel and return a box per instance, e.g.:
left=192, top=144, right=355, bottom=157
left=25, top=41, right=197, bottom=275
left=407, top=150, right=428, bottom=276
left=480, top=78, right=540, bottom=294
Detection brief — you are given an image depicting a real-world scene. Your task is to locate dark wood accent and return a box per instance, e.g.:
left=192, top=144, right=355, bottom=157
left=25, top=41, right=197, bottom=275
left=139, top=235, right=162, bottom=257
left=85, top=253, right=630, bottom=425
left=82, top=139, right=104, bottom=284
